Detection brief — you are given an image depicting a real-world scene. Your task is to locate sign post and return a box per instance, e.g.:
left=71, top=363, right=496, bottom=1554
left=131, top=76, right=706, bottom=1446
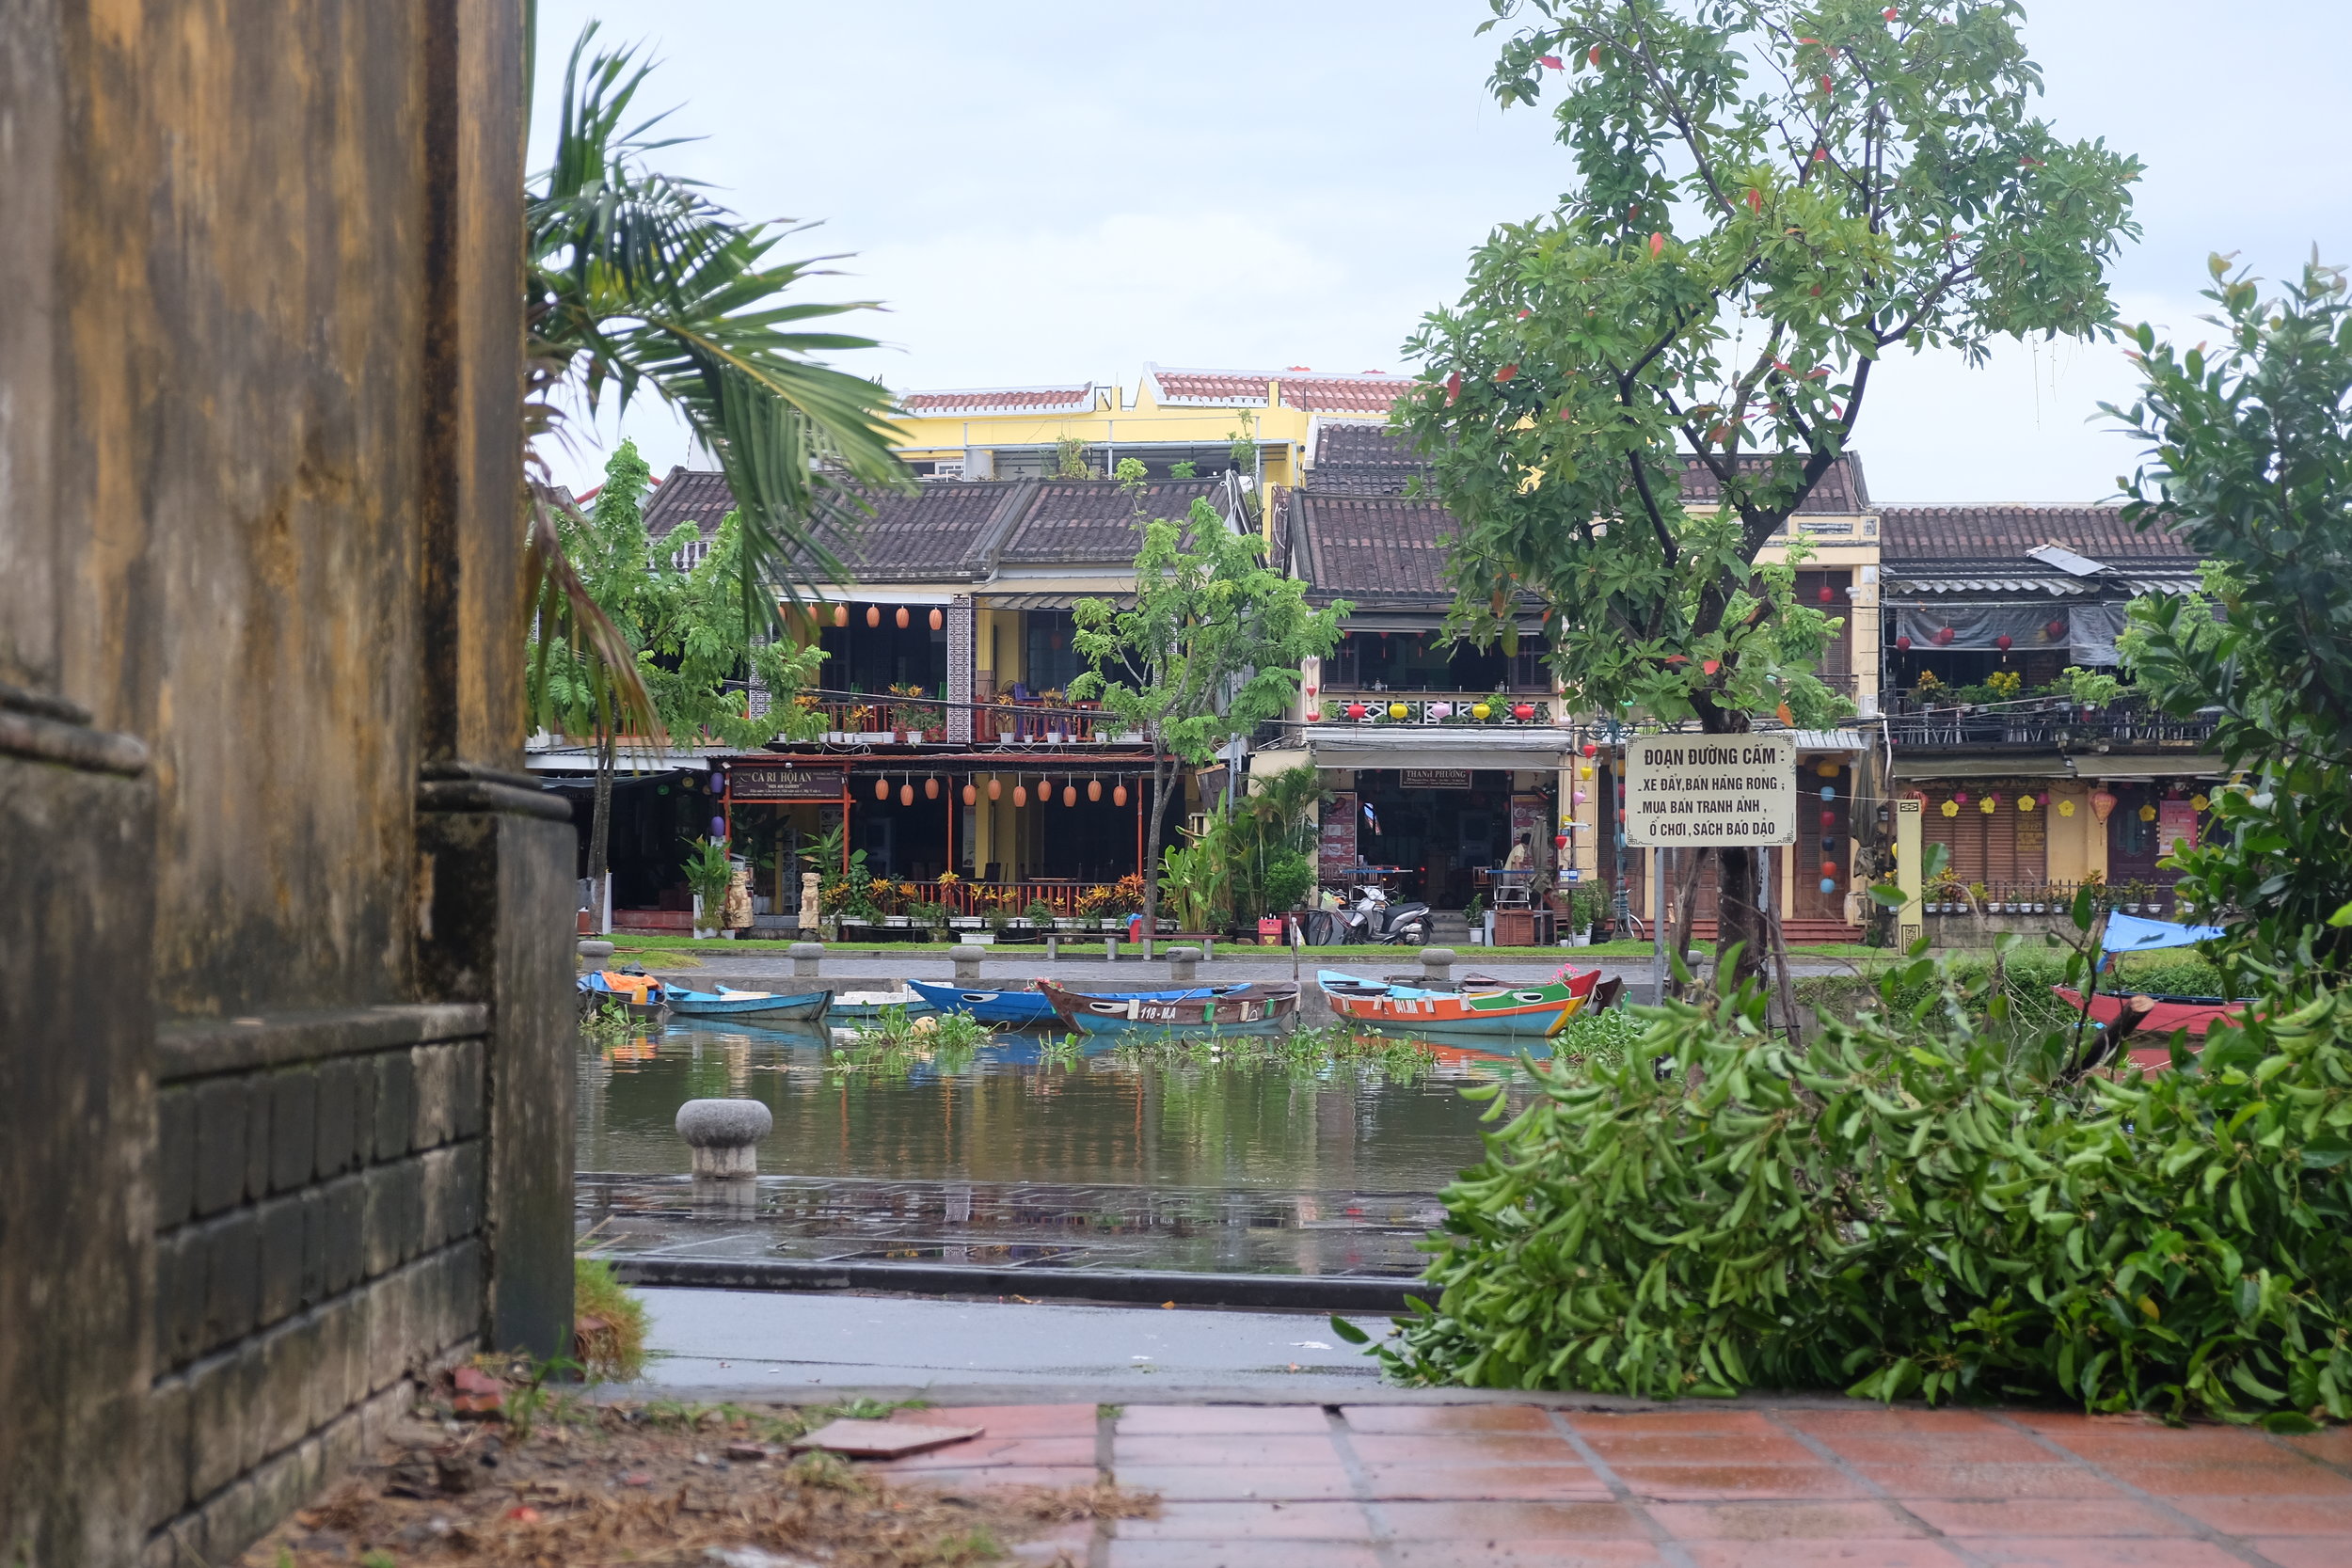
left=1624, top=736, right=1798, bottom=1001
left=1895, top=795, right=1923, bottom=950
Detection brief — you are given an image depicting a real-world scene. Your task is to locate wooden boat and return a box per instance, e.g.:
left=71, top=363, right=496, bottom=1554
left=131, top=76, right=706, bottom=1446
left=578, top=970, right=670, bottom=1020
left=1320, top=967, right=1599, bottom=1038
left=2052, top=987, right=2252, bottom=1072
left=827, top=989, right=936, bottom=1020
left=907, top=976, right=1248, bottom=1027
left=1041, top=979, right=1300, bottom=1036
left=665, top=985, right=834, bottom=1022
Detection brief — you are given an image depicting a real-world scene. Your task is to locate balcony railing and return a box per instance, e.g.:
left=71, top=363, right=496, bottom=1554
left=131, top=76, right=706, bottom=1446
left=1312, top=690, right=1556, bottom=727
left=824, top=876, right=1144, bottom=924
left=1887, top=701, right=2217, bottom=751
left=784, top=688, right=1144, bottom=747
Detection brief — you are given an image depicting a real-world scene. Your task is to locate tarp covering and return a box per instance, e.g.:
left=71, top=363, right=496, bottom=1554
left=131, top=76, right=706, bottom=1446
left=1889, top=602, right=2127, bottom=664
left=2104, top=911, right=2225, bottom=955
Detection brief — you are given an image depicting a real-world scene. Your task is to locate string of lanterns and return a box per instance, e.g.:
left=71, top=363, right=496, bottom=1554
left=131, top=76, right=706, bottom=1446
left=864, top=771, right=1136, bottom=809
left=827, top=603, right=948, bottom=632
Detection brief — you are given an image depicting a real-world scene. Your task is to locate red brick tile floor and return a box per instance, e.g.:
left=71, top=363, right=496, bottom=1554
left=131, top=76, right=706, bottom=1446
left=864, top=1401, right=2352, bottom=1567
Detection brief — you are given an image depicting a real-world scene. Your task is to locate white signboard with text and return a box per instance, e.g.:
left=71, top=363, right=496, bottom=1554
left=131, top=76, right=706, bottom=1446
left=1623, top=735, right=1797, bottom=847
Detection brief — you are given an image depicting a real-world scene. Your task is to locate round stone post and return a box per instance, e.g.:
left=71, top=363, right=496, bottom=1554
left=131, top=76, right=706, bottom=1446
left=676, top=1099, right=772, bottom=1179
left=1419, top=946, right=1456, bottom=986
left=1166, top=945, right=1201, bottom=987
left=789, top=942, right=825, bottom=980
left=951, top=945, right=983, bottom=985
left=577, top=938, right=614, bottom=964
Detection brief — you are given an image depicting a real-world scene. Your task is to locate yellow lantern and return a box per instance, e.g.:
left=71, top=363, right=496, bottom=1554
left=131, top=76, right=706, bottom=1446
left=1979, top=795, right=1995, bottom=815
left=2138, top=803, right=2157, bottom=822
left=1578, top=765, right=1593, bottom=780
left=2058, top=799, right=2076, bottom=817
left=2018, top=795, right=2036, bottom=813
left=1471, top=702, right=1491, bottom=721
left=1815, top=760, right=1839, bottom=778
left=1941, top=800, right=1960, bottom=818
left=1388, top=702, right=1408, bottom=721
left=2189, top=794, right=2209, bottom=812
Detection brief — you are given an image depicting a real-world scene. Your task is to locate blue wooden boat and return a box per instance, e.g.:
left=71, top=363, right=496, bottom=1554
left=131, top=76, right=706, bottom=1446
left=1041, top=979, right=1299, bottom=1037
left=907, top=976, right=1247, bottom=1028
left=664, top=985, right=834, bottom=1022
left=577, top=970, right=670, bottom=1020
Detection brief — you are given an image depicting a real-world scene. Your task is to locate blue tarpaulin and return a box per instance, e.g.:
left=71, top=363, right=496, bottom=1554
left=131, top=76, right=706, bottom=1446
left=2104, top=911, right=2224, bottom=957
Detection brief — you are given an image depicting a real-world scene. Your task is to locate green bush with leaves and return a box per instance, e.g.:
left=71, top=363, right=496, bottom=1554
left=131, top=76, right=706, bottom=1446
left=1353, top=948, right=2352, bottom=1424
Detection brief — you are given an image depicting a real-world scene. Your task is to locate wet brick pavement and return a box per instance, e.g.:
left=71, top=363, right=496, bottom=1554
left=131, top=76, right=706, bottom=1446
left=863, top=1401, right=2352, bottom=1567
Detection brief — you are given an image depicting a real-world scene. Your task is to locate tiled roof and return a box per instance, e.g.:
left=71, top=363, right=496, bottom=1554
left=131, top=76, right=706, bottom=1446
left=1675, top=453, right=1872, bottom=514
left=635, top=468, right=1034, bottom=582
left=1307, top=423, right=1425, bottom=495
left=1279, top=372, right=1413, bottom=415
left=638, top=469, right=739, bottom=538
left=1148, top=367, right=1274, bottom=406
left=997, top=479, right=1228, bottom=565
left=898, top=385, right=1096, bottom=418
left=1880, top=504, right=2193, bottom=564
left=1293, top=493, right=1460, bottom=603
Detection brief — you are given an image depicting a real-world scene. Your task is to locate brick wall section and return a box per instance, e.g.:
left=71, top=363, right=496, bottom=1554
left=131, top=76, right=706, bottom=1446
left=145, top=1006, right=491, bottom=1566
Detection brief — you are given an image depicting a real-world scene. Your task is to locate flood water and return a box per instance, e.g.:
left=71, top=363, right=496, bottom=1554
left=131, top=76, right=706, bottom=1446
left=576, top=1019, right=1547, bottom=1276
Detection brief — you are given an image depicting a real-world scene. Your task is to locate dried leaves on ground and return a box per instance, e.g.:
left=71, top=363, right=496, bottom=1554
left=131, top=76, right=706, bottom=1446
left=244, top=1379, right=1152, bottom=1568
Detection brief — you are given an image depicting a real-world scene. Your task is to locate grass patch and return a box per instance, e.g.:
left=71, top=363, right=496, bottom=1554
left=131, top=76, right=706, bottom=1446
left=572, top=1255, right=649, bottom=1383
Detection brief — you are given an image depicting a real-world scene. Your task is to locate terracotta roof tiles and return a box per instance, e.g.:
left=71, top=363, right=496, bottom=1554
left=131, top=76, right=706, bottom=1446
left=898, top=385, right=1096, bottom=418
left=1880, top=504, right=2192, bottom=563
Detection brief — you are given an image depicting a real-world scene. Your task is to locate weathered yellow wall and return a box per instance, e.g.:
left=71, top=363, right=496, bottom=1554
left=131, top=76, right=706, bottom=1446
left=2045, top=784, right=2106, bottom=883
left=891, top=375, right=1318, bottom=486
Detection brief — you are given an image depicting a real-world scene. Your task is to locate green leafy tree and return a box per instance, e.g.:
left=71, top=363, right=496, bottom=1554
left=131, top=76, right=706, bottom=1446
left=532, top=440, right=825, bottom=923
left=2105, top=256, right=2352, bottom=974
left=524, top=24, right=910, bottom=644
left=1070, top=499, right=1349, bottom=939
left=1402, top=0, right=2139, bottom=978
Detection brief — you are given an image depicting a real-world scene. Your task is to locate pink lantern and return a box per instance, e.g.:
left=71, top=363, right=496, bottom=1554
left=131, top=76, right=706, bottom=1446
left=1427, top=702, right=1454, bottom=721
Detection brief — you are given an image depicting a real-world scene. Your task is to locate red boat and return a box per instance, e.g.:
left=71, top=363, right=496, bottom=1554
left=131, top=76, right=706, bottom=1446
left=2051, top=988, right=2254, bottom=1072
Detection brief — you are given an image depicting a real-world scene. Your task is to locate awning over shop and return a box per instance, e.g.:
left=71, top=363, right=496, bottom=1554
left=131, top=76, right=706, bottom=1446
left=1789, top=729, right=1868, bottom=753
left=2076, top=755, right=2225, bottom=780
left=1892, top=753, right=2076, bottom=780
left=981, top=591, right=1127, bottom=610
left=1293, top=726, right=1575, bottom=772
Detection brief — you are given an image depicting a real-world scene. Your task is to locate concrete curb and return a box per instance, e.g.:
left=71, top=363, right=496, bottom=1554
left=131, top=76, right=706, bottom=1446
left=610, top=1255, right=1421, bottom=1313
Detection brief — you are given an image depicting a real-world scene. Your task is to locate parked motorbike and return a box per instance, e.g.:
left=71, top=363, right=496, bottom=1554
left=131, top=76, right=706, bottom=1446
left=1305, top=884, right=1432, bottom=946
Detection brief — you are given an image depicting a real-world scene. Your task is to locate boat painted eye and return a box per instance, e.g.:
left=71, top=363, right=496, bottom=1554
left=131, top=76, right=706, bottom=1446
left=960, top=993, right=992, bottom=1003
left=1515, top=991, right=1548, bottom=1003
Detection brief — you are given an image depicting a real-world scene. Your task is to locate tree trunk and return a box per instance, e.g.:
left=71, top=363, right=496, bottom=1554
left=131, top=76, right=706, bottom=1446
left=1671, top=847, right=1708, bottom=989
left=1695, top=700, right=1769, bottom=988
left=590, top=727, right=616, bottom=934
left=1138, top=748, right=1174, bottom=944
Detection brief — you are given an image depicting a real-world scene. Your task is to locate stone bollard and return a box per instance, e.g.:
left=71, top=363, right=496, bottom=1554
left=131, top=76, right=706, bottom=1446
left=1419, top=946, right=1457, bottom=986
left=1104, top=937, right=1119, bottom=963
left=1045, top=935, right=1059, bottom=962
left=676, top=1098, right=772, bottom=1179
left=789, top=942, right=825, bottom=980
left=577, top=938, right=614, bottom=963
left=1166, top=945, right=1201, bottom=987
left=951, top=945, right=983, bottom=986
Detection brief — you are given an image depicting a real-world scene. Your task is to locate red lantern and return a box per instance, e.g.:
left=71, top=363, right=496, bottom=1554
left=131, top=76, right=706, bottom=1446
left=1896, top=634, right=1912, bottom=651
left=895, top=606, right=910, bottom=629
left=924, top=777, right=939, bottom=800
left=1820, top=810, right=1836, bottom=829
left=988, top=777, right=1002, bottom=800
left=1512, top=703, right=1536, bottom=721
left=1088, top=780, right=1102, bottom=801
left=929, top=608, right=944, bottom=632
left=1995, top=634, right=2012, bottom=652
left=961, top=782, right=976, bottom=806
left=1581, top=742, right=1597, bottom=758
left=2046, top=618, right=2068, bottom=641
left=1819, top=584, right=1836, bottom=603
left=874, top=778, right=890, bottom=801
left=833, top=603, right=848, bottom=627
left=1062, top=785, right=1077, bottom=808
left=899, top=783, right=914, bottom=806
left=866, top=606, right=881, bottom=628
left=1821, top=860, right=1838, bottom=879
left=1934, top=626, right=1955, bottom=644
left=1113, top=783, right=1129, bottom=807
left=1344, top=702, right=1368, bottom=721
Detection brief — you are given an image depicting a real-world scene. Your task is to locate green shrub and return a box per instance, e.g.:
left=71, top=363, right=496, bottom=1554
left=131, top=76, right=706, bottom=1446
left=1357, top=956, right=2352, bottom=1423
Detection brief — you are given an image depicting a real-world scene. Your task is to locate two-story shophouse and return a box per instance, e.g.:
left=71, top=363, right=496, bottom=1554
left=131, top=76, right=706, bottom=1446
left=533, top=467, right=1260, bottom=929
left=1878, top=504, right=2220, bottom=924
left=1259, top=425, right=1883, bottom=942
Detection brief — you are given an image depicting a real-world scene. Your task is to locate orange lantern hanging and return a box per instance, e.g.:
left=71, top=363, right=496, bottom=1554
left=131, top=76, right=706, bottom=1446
left=1013, top=783, right=1028, bottom=808
left=988, top=776, right=1002, bottom=800
left=1087, top=779, right=1102, bottom=802
left=1062, top=784, right=1076, bottom=808
left=874, top=777, right=890, bottom=801
left=929, top=608, right=944, bottom=632
left=899, top=782, right=914, bottom=806
left=833, top=603, right=849, bottom=627
left=1114, top=783, right=1129, bottom=807
left=924, top=776, right=939, bottom=800
left=961, top=781, right=977, bottom=806
left=2090, top=789, right=2119, bottom=823
left=866, top=606, right=881, bottom=628
left=895, top=606, right=910, bottom=629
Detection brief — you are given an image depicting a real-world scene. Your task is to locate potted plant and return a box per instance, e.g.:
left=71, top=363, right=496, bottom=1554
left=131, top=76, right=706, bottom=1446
left=682, top=836, right=735, bottom=940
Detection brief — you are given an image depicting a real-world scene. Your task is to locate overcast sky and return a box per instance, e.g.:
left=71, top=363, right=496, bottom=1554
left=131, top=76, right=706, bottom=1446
left=530, top=0, right=2350, bottom=504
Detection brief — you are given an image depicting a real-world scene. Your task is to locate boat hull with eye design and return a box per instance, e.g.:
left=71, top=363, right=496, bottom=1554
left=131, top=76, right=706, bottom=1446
left=1040, top=980, right=1300, bottom=1036
left=1319, top=968, right=1599, bottom=1037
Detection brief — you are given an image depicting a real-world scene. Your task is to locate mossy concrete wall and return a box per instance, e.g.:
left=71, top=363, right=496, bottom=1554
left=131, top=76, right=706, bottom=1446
left=0, top=4, right=563, bottom=1563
